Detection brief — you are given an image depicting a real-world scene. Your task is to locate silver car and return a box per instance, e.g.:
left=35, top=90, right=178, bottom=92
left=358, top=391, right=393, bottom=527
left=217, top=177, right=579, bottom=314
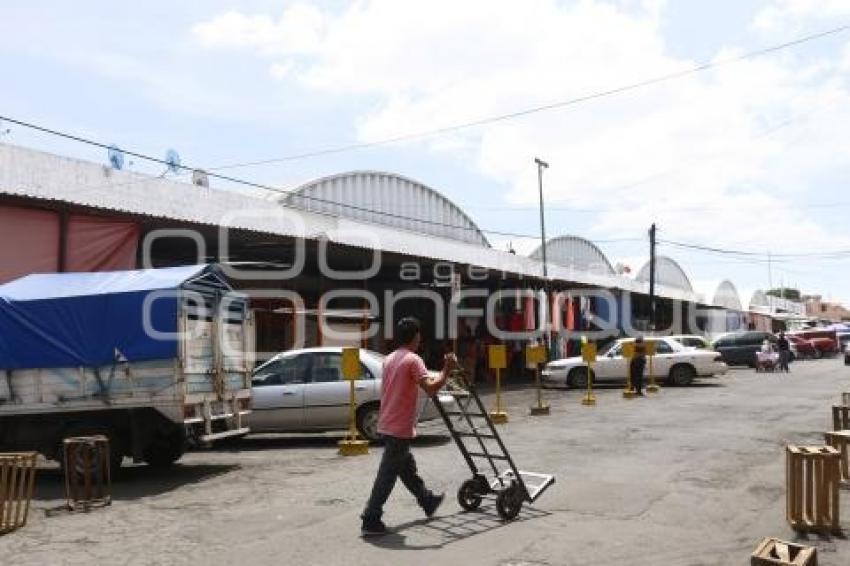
left=246, top=347, right=453, bottom=441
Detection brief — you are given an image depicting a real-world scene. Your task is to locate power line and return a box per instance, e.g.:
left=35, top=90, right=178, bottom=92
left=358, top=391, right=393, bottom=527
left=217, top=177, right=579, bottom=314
left=207, top=23, right=850, bottom=171
left=660, top=238, right=850, bottom=259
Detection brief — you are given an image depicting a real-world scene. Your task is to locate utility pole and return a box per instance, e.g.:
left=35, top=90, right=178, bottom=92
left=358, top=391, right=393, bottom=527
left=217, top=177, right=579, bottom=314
left=535, top=158, right=550, bottom=355
left=648, top=223, right=656, bottom=331
left=767, top=250, right=773, bottom=312
left=535, top=158, right=549, bottom=278
left=767, top=251, right=773, bottom=291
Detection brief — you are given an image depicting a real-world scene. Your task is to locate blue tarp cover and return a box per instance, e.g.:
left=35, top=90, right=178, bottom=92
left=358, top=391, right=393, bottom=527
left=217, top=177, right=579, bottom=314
left=0, top=265, right=211, bottom=370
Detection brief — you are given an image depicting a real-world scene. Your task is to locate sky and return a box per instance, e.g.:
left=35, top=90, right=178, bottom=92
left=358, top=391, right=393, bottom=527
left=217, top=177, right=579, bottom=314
left=3, top=0, right=850, bottom=306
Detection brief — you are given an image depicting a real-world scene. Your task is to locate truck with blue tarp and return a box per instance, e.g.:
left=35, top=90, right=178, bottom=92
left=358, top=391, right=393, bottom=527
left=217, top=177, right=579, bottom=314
left=0, top=264, right=253, bottom=471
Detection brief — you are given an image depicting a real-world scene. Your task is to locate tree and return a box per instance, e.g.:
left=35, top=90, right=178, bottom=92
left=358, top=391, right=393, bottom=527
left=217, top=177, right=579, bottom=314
left=766, top=288, right=801, bottom=301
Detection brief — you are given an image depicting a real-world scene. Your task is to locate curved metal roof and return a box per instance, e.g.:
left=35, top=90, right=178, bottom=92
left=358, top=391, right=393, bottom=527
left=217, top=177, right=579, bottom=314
left=529, top=235, right=615, bottom=275
left=750, top=290, right=769, bottom=308
left=713, top=280, right=743, bottom=310
left=635, top=255, right=694, bottom=292
left=279, top=171, right=490, bottom=246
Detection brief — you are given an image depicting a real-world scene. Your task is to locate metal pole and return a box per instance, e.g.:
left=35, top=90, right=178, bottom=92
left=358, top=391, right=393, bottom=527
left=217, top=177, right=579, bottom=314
left=648, top=223, right=656, bottom=331
left=535, top=158, right=550, bottom=357
left=534, top=158, right=550, bottom=278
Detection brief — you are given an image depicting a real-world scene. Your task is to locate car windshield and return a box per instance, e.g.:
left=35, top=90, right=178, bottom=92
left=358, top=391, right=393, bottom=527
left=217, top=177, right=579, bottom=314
left=598, top=341, right=619, bottom=356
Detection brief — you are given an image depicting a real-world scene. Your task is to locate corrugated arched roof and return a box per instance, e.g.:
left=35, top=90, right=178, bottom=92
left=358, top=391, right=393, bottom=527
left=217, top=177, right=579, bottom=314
left=750, top=290, right=769, bottom=308
left=636, top=255, right=694, bottom=291
left=279, top=171, right=490, bottom=246
left=528, top=235, right=615, bottom=275
left=713, top=280, right=743, bottom=310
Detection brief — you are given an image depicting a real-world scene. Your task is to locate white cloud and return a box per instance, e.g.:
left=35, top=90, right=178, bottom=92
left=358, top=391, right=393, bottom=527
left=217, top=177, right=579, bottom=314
left=192, top=5, right=324, bottom=55
left=753, top=0, right=850, bottom=33
left=192, top=0, right=850, bottom=273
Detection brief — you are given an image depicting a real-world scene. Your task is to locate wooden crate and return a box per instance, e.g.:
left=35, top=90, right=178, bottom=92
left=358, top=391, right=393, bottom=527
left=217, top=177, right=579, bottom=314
left=824, top=430, right=850, bottom=488
left=832, top=405, right=850, bottom=432
left=63, top=436, right=111, bottom=511
left=0, top=452, right=37, bottom=535
left=751, top=537, right=817, bottom=565
left=786, top=445, right=840, bottom=533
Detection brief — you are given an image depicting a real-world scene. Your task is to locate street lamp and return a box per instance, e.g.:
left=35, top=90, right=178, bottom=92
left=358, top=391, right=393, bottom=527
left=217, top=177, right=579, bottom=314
left=535, top=158, right=549, bottom=278
left=535, top=158, right=550, bottom=356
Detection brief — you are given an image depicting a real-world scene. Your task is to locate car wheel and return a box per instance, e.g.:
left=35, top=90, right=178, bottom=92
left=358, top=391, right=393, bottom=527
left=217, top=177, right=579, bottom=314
left=567, top=367, right=591, bottom=389
left=356, top=403, right=381, bottom=442
left=814, top=349, right=823, bottom=359
left=668, top=364, right=695, bottom=386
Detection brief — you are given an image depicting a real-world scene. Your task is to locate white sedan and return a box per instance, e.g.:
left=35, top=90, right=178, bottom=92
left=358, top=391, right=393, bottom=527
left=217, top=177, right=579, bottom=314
left=542, top=337, right=728, bottom=388
left=246, top=347, right=455, bottom=441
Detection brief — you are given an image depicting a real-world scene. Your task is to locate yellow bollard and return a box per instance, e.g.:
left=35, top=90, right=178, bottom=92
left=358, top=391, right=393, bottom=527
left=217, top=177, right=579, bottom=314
left=581, top=340, right=597, bottom=406
left=622, top=340, right=636, bottom=399
left=488, top=345, right=508, bottom=424
left=646, top=339, right=659, bottom=393
left=527, top=344, right=550, bottom=416
left=338, top=347, right=369, bottom=456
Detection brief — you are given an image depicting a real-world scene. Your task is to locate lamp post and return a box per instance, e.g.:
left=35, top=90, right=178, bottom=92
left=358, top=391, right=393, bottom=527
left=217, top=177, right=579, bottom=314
left=535, top=158, right=550, bottom=356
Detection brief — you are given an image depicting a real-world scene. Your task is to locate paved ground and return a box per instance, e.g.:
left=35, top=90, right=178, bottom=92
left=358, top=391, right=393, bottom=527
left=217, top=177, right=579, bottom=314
left=3, top=359, right=850, bottom=565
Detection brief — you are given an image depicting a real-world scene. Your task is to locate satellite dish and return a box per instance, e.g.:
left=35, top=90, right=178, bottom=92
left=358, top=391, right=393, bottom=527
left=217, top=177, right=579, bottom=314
left=192, top=169, right=210, bottom=188
left=107, top=145, right=124, bottom=170
left=164, top=149, right=181, bottom=174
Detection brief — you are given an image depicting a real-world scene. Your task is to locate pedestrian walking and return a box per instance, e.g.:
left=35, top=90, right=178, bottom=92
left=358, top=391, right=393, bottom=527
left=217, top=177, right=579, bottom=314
left=777, top=331, right=791, bottom=373
left=361, top=317, right=458, bottom=536
left=630, top=336, right=647, bottom=396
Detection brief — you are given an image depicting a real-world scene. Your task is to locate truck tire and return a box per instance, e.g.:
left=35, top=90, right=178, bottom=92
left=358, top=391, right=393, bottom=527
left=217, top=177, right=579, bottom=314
left=143, top=428, right=186, bottom=469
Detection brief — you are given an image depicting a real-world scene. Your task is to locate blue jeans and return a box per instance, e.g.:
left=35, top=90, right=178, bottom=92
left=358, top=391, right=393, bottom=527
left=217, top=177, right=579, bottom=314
left=362, top=436, right=432, bottom=521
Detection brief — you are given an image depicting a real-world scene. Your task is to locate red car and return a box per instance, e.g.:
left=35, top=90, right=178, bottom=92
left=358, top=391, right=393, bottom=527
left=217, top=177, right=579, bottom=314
left=786, top=335, right=820, bottom=359
left=790, top=329, right=839, bottom=356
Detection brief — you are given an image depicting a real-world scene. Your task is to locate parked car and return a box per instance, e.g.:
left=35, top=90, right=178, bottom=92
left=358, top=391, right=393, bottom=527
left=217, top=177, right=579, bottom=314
left=246, top=347, right=455, bottom=441
left=786, top=334, right=819, bottom=359
left=541, top=337, right=728, bottom=388
left=670, top=335, right=711, bottom=349
left=845, top=343, right=850, bottom=366
left=790, top=329, right=839, bottom=356
left=712, top=331, right=778, bottom=367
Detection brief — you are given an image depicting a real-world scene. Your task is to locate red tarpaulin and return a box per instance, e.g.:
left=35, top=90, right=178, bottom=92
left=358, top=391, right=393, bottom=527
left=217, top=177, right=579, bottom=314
left=65, top=214, right=139, bottom=272
left=0, top=205, right=60, bottom=284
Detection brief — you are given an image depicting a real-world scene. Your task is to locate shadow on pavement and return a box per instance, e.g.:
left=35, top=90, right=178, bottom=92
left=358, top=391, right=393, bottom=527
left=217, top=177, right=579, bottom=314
left=542, top=382, right=725, bottom=391
left=210, top=433, right=451, bottom=452
left=31, top=462, right=239, bottom=503
left=363, top=504, right=551, bottom=550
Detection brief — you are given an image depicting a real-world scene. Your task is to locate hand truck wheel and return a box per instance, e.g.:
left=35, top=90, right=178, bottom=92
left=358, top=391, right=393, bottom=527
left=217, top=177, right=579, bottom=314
left=457, top=479, right=483, bottom=511
left=496, top=486, right=523, bottom=521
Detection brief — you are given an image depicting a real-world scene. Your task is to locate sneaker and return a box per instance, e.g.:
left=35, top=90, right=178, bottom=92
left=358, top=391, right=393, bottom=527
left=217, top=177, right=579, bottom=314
left=422, top=493, right=445, bottom=518
left=361, top=519, right=388, bottom=537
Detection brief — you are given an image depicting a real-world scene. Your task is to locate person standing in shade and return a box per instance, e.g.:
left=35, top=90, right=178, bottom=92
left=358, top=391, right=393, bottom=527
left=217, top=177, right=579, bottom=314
left=777, top=331, right=791, bottom=373
left=361, top=317, right=458, bottom=536
left=630, top=336, right=647, bottom=396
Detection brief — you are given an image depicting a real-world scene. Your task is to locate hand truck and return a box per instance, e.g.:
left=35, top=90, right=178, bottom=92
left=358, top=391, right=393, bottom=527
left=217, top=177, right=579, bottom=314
left=433, top=374, right=555, bottom=520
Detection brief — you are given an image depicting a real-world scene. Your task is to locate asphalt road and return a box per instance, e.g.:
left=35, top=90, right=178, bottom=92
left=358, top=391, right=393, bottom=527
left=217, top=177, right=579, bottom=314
left=3, top=358, right=850, bottom=565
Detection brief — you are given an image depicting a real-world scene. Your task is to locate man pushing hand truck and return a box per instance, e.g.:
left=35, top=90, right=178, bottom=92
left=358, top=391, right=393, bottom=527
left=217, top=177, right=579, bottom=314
left=361, top=317, right=459, bottom=537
